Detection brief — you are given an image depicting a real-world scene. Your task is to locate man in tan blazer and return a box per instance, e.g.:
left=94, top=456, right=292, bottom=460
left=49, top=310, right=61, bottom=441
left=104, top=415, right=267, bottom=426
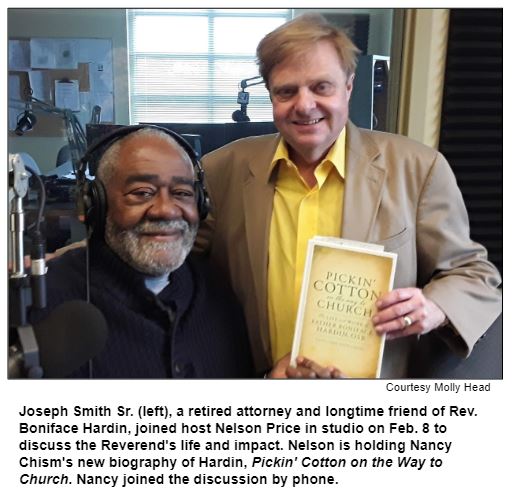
left=196, top=14, right=502, bottom=378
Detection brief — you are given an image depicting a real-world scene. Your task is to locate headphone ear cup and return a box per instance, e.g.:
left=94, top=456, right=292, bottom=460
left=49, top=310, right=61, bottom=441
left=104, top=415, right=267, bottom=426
left=192, top=159, right=210, bottom=221
left=195, top=181, right=210, bottom=221
left=83, top=179, right=107, bottom=236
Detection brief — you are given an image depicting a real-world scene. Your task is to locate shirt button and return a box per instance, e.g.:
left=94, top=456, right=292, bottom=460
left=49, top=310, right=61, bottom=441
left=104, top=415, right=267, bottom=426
left=174, top=364, right=181, bottom=374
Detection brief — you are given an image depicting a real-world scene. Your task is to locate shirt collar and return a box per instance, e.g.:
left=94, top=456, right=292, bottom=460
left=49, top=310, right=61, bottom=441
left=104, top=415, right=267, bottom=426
left=145, top=273, right=171, bottom=295
left=269, top=127, right=346, bottom=179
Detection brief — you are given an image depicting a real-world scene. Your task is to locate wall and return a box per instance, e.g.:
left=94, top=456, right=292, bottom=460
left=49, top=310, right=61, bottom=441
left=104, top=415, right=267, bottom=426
left=397, top=9, right=450, bottom=148
left=8, top=8, right=129, bottom=173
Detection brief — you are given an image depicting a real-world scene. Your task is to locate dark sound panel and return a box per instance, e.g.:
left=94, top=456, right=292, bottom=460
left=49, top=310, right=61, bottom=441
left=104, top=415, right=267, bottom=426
left=438, top=9, right=502, bottom=276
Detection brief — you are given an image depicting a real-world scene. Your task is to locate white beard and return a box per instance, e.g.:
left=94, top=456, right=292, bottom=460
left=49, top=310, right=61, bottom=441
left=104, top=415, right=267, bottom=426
left=105, top=218, right=198, bottom=276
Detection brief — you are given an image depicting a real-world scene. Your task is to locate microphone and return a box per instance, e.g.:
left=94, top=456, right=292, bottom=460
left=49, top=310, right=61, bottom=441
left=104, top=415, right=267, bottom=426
left=232, top=90, right=251, bottom=122
left=232, top=109, right=250, bottom=122
left=8, top=300, right=108, bottom=378
left=232, top=76, right=263, bottom=122
left=90, top=105, right=102, bottom=125
left=15, top=108, right=38, bottom=136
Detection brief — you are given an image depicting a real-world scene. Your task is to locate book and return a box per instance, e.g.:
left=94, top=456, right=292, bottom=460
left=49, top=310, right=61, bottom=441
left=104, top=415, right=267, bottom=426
left=290, top=236, right=397, bottom=378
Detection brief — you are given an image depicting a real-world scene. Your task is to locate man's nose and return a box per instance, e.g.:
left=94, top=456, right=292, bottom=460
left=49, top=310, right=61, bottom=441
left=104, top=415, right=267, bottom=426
left=294, top=88, right=316, bottom=114
left=147, top=192, right=182, bottom=219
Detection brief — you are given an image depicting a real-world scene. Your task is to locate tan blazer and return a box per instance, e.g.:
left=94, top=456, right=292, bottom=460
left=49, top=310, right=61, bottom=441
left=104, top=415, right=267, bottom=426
left=196, top=122, right=502, bottom=377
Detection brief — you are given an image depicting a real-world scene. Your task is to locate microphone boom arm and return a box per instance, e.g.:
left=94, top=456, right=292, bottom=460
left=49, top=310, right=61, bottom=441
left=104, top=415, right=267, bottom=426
left=233, top=76, right=265, bottom=122
left=240, top=76, right=264, bottom=90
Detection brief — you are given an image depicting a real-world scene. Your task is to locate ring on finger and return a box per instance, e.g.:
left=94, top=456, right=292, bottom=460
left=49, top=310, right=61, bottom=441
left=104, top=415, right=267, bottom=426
left=403, top=315, right=413, bottom=328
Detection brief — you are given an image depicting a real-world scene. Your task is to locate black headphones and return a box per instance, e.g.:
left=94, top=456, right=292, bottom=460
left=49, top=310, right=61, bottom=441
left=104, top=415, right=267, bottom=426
left=78, top=124, right=210, bottom=237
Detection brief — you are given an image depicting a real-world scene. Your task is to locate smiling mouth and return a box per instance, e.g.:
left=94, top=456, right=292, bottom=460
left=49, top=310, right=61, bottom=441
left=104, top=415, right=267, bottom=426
left=140, top=230, right=182, bottom=240
left=292, top=118, right=324, bottom=125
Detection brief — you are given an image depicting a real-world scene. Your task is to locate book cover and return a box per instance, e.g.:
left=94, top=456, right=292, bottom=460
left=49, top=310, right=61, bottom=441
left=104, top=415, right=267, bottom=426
left=291, top=237, right=397, bottom=378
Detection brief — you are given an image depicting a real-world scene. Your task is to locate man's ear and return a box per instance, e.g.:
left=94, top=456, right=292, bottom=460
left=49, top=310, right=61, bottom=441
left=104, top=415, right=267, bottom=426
left=346, top=73, right=355, bottom=100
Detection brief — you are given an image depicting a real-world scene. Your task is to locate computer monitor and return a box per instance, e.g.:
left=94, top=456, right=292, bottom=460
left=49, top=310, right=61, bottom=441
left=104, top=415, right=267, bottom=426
left=142, top=122, right=277, bottom=156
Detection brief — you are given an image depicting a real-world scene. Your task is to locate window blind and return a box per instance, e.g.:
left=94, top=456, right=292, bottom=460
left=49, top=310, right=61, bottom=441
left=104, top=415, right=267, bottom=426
left=127, top=9, right=291, bottom=124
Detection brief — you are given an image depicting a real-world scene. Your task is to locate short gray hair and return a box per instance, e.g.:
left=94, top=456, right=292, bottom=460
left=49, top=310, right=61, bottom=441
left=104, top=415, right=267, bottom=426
left=96, top=127, right=192, bottom=186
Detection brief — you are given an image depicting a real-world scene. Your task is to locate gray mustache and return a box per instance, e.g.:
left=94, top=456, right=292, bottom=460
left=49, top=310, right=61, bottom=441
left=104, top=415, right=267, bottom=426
left=132, top=219, right=190, bottom=234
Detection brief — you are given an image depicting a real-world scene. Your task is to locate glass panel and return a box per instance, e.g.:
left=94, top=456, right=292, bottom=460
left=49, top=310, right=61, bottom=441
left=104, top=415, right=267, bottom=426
left=214, top=17, right=285, bottom=54
left=131, top=57, right=209, bottom=95
left=133, top=16, right=208, bottom=54
left=132, top=99, right=213, bottom=123
left=213, top=60, right=263, bottom=96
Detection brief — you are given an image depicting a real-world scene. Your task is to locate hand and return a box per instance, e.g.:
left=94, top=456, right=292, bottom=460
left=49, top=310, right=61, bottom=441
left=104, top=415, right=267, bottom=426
left=11, top=252, right=61, bottom=270
left=268, top=353, right=344, bottom=379
left=372, top=287, right=446, bottom=340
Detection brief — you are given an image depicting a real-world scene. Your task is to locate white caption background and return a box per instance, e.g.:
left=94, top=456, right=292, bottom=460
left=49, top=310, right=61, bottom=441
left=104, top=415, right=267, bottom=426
left=2, top=379, right=510, bottom=499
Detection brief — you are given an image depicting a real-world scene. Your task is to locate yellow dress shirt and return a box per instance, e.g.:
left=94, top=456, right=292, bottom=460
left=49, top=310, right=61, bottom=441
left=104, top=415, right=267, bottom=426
left=268, top=130, right=346, bottom=362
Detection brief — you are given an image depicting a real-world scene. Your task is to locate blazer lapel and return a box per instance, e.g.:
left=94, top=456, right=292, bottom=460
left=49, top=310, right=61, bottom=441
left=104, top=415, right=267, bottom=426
left=342, top=123, right=386, bottom=242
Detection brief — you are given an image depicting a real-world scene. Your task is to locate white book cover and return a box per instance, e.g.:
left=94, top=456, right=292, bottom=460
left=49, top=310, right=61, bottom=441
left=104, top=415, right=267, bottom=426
left=291, top=236, right=397, bottom=378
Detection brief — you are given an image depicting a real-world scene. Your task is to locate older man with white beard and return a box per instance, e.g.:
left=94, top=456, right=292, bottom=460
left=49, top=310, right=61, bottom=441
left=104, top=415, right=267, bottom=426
left=29, top=126, right=254, bottom=378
